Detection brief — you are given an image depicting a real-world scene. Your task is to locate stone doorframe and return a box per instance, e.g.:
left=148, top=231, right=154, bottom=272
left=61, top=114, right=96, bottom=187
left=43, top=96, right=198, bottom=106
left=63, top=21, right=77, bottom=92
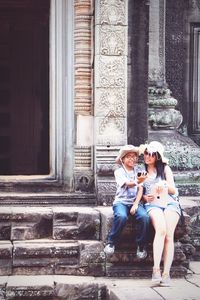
left=0, top=0, right=74, bottom=193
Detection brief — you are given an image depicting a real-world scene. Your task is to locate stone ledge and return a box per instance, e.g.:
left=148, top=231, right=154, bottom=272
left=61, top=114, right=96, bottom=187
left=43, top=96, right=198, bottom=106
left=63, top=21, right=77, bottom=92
left=0, top=207, right=100, bottom=241
left=0, top=240, right=105, bottom=277
left=0, top=270, right=199, bottom=300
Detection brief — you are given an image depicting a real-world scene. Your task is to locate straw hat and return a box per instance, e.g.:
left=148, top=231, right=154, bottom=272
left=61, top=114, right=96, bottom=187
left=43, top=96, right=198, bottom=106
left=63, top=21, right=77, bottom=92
left=115, top=145, right=139, bottom=165
left=144, top=141, right=169, bottom=164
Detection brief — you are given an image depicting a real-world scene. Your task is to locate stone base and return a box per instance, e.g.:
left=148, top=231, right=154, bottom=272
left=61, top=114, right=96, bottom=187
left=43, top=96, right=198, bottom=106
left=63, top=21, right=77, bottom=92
left=148, top=130, right=200, bottom=195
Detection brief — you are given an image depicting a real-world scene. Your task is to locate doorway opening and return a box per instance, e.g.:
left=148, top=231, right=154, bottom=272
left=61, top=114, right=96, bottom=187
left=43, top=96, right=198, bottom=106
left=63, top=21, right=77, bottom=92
left=0, top=0, right=50, bottom=175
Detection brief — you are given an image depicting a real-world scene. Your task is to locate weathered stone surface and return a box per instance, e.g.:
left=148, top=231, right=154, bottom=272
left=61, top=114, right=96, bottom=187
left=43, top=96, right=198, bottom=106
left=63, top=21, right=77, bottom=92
left=0, top=208, right=12, bottom=240
left=110, top=286, right=162, bottom=300
left=97, top=205, right=191, bottom=275
left=97, top=206, right=190, bottom=244
left=53, top=207, right=100, bottom=240
left=55, top=241, right=105, bottom=276
left=13, top=240, right=80, bottom=275
left=11, top=207, right=53, bottom=240
left=55, top=275, right=107, bottom=300
left=6, top=275, right=55, bottom=299
left=0, top=241, right=12, bottom=275
left=12, top=240, right=105, bottom=277
left=179, top=197, right=200, bottom=260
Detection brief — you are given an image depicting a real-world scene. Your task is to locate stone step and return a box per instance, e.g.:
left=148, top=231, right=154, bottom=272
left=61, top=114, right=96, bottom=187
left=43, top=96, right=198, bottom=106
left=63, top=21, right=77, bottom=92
left=0, top=192, right=96, bottom=206
left=0, top=207, right=100, bottom=241
left=0, top=275, right=108, bottom=300
left=0, top=198, right=199, bottom=278
left=0, top=263, right=199, bottom=300
left=0, top=240, right=105, bottom=277
left=0, top=239, right=191, bottom=278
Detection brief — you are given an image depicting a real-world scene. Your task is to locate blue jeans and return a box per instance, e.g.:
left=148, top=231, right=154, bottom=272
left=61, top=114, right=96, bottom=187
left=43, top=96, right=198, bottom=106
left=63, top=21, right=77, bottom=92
left=107, top=202, right=150, bottom=249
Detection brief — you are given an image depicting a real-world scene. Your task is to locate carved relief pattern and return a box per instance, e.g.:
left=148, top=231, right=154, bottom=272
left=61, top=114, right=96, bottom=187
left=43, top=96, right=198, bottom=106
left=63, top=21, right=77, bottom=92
left=74, top=170, right=94, bottom=192
left=95, top=0, right=127, bottom=146
left=99, top=25, right=125, bottom=56
left=190, top=0, right=200, bottom=10
left=97, top=89, right=125, bottom=116
left=164, top=141, right=200, bottom=170
left=158, top=0, right=165, bottom=83
left=98, top=56, right=125, bottom=88
left=96, top=88, right=125, bottom=134
left=96, top=0, right=126, bottom=25
left=148, top=86, right=183, bottom=129
left=99, top=117, right=125, bottom=134
left=97, top=181, right=116, bottom=193
left=74, top=0, right=94, bottom=114
left=148, top=68, right=165, bottom=83
left=94, top=0, right=127, bottom=203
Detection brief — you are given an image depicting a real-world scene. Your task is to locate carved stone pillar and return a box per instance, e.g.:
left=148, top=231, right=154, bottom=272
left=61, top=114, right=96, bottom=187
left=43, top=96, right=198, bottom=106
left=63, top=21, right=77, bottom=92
left=148, top=0, right=200, bottom=195
left=74, top=0, right=94, bottom=192
left=148, top=0, right=183, bottom=131
left=94, top=0, right=128, bottom=204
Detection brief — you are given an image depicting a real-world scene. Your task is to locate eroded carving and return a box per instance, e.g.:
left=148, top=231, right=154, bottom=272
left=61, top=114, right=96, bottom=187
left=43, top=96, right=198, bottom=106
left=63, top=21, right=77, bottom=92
left=97, top=0, right=126, bottom=25
left=148, top=86, right=183, bottom=129
left=98, top=56, right=125, bottom=88
left=99, top=25, right=125, bottom=55
left=190, top=0, right=200, bottom=10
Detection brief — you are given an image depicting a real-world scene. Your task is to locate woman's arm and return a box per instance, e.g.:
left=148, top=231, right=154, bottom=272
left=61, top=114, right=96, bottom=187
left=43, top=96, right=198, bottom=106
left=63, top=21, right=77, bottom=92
left=164, top=165, right=176, bottom=195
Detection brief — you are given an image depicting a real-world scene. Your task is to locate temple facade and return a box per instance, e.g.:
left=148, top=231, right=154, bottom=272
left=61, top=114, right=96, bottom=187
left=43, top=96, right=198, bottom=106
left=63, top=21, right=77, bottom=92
left=0, top=0, right=200, bottom=204
left=0, top=2, right=200, bottom=297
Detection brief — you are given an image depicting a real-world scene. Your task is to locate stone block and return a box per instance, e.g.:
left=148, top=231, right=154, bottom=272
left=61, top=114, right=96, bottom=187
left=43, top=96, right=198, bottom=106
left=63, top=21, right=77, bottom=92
left=11, top=207, right=53, bottom=240
left=12, top=240, right=105, bottom=277
left=0, top=208, right=12, bottom=240
left=55, top=241, right=105, bottom=277
left=0, top=241, right=12, bottom=276
left=98, top=206, right=190, bottom=245
left=95, top=0, right=128, bottom=26
left=6, top=275, right=55, bottom=299
left=97, top=206, right=190, bottom=275
left=55, top=275, right=107, bottom=300
left=53, top=207, right=100, bottom=240
left=12, top=240, right=80, bottom=275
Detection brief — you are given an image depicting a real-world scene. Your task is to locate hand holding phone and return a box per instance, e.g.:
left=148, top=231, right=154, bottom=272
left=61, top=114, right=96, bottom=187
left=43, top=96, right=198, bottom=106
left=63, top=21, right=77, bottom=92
left=137, top=171, right=147, bottom=184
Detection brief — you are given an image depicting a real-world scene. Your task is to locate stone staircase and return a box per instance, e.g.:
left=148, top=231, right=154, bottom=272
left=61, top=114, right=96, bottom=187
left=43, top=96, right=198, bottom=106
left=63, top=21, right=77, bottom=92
left=0, top=196, right=199, bottom=299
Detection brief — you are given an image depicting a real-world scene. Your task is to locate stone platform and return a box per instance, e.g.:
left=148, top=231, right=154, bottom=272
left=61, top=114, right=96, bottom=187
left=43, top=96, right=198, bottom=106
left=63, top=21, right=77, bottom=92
left=0, top=262, right=199, bottom=299
left=0, top=196, right=199, bottom=299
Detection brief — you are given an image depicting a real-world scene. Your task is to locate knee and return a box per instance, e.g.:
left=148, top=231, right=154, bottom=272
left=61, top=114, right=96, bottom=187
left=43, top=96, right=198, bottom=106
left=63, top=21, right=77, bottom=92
left=165, top=233, right=174, bottom=242
left=155, top=226, right=166, bottom=237
left=115, top=213, right=128, bottom=224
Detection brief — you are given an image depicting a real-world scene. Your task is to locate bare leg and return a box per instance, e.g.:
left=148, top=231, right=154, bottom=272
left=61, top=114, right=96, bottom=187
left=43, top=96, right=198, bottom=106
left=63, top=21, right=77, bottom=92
left=162, top=209, right=179, bottom=275
left=149, top=209, right=166, bottom=270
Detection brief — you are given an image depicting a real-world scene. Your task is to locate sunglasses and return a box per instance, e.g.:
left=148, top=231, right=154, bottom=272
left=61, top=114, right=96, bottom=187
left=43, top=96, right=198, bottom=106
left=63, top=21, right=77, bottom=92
left=144, top=150, right=157, bottom=157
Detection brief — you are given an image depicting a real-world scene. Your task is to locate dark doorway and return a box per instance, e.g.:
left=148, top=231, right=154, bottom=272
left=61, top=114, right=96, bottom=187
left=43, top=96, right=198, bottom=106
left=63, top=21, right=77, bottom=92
left=0, top=0, right=50, bottom=175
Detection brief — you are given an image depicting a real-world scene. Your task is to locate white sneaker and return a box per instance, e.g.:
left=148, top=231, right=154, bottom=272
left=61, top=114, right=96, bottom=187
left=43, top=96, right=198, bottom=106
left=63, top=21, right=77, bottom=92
left=152, top=268, right=162, bottom=283
left=160, top=274, right=171, bottom=286
left=136, top=246, right=147, bottom=259
left=104, top=244, right=115, bottom=255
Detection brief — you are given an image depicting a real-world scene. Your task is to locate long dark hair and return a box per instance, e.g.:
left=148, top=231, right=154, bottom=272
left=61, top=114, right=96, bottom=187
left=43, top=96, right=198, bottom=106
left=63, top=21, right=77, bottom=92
left=145, top=152, right=166, bottom=179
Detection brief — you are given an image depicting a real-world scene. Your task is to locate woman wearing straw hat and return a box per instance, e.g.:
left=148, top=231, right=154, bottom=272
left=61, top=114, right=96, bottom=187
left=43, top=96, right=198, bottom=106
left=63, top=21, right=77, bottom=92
left=104, top=145, right=150, bottom=259
left=142, top=141, right=181, bottom=286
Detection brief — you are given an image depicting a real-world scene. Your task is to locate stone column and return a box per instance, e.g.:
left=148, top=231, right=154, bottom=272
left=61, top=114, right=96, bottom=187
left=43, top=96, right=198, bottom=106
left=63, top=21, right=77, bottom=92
left=148, top=0, right=183, bottom=131
left=148, top=0, right=200, bottom=194
left=74, top=0, right=94, bottom=192
left=94, top=0, right=128, bottom=204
